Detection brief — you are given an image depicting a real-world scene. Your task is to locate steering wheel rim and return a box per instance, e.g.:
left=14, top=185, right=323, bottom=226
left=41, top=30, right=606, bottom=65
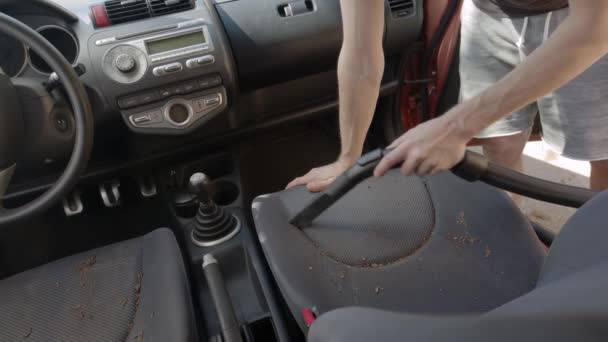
left=0, top=12, right=94, bottom=225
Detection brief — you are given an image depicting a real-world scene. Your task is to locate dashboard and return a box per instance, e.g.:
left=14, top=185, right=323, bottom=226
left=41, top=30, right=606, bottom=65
left=0, top=0, right=423, bottom=188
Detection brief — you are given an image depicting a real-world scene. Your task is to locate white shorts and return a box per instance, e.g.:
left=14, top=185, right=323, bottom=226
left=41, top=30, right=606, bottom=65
left=460, top=0, right=608, bottom=161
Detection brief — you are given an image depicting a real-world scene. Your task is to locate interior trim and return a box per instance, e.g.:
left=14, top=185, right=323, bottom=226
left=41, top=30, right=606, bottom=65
left=0, top=165, right=15, bottom=204
left=4, top=80, right=399, bottom=202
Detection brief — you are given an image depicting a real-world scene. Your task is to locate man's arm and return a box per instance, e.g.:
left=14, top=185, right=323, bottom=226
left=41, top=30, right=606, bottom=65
left=335, top=0, right=385, bottom=163
left=376, top=0, right=608, bottom=176
left=287, top=0, right=385, bottom=192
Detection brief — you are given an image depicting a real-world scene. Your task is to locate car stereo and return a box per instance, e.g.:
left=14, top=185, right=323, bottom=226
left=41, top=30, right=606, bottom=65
left=92, top=19, right=227, bottom=135
left=98, top=19, right=214, bottom=84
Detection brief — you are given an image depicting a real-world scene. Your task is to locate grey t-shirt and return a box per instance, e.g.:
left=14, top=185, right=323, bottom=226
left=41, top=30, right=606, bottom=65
left=472, top=0, right=568, bottom=17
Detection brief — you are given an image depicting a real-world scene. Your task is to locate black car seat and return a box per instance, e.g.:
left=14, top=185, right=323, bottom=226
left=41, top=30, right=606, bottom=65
left=308, top=191, right=608, bottom=341
left=0, top=228, right=196, bottom=342
left=252, top=171, right=546, bottom=331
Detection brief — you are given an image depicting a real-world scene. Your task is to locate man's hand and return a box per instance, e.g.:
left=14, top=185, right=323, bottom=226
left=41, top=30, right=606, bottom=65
left=286, top=158, right=354, bottom=192
left=374, top=116, right=470, bottom=177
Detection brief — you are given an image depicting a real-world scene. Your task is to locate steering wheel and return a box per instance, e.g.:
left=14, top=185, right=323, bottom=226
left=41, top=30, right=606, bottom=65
left=0, top=13, right=93, bottom=225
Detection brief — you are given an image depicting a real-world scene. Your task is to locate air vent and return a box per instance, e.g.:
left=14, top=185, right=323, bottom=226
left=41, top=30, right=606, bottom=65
left=388, top=0, right=414, bottom=18
left=104, top=0, right=151, bottom=25
left=150, top=0, right=195, bottom=16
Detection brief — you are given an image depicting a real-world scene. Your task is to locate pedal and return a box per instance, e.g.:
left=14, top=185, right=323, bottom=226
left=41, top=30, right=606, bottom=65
left=99, top=180, right=121, bottom=207
left=138, top=176, right=157, bottom=198
left=63, top=190, right=83, bottom=216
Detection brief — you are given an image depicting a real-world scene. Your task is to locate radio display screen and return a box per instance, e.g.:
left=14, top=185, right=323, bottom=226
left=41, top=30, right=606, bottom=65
left=146, top=31, right=206, bottom=55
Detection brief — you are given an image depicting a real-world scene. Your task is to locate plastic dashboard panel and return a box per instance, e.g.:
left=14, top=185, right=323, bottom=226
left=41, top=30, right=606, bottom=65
left=215, top=0, right=424, bottom=92
left=1, top=0, right=424, bottom=179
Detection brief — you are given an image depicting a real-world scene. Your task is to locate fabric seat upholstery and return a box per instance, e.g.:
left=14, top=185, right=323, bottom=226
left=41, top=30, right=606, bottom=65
left=0, top=228, right=196, bottom=342
left=253, top=171, right=546, bottom=330
left=308, top=192, right=608, bottom=342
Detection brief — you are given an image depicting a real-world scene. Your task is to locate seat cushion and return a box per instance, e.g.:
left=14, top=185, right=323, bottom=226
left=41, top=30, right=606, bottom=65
left=253, top=171, right=546, bottom=330
left=309, top=304, right=608, bottom=342
left=0, top=228, right=196, bottom=342
left=308, top=192, right=608, bottom=342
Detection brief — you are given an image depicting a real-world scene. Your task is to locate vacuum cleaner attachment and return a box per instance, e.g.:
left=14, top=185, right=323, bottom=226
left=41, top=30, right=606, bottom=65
left=290, top=148, right=598, bottom=229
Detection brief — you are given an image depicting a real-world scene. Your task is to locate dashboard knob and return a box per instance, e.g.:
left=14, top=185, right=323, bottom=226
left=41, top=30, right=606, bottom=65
left=115, top=54, right=136, bottom=73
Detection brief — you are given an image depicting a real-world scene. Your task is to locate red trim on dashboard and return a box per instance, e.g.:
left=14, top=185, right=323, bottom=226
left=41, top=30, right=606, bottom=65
left=91, top=5, right=110, bottom=28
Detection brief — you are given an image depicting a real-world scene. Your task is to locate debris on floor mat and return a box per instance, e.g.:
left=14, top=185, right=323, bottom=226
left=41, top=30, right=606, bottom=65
left=78, top=255, right=97, bottom=288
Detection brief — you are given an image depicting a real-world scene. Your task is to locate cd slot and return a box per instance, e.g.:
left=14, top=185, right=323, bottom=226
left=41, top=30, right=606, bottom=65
left=95, top=19, right=206, bottom=46
left=116, top=24, right=179, bottom=41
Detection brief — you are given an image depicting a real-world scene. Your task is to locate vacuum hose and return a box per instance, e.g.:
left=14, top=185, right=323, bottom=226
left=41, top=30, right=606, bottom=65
left=453, top=151, right=597, bottom=208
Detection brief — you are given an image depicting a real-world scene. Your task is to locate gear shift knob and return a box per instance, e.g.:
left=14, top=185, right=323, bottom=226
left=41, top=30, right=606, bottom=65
left=189, top=173, right=215, bottom=204
left=188, top=172, right=239, bottom=247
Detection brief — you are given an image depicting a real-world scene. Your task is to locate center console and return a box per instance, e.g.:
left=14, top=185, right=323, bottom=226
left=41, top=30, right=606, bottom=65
left=161, top=154, right=288, bottom=342
left=87, top=12, right=234, bottom=135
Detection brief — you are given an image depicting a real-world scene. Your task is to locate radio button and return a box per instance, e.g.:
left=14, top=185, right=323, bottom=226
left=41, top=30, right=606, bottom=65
left=164, top=63, right=183, bottom=73
left=198, top=78, right=211, bottom=89
left=118, top=95, right=140, bottom=109
left=193, top=98, right=206, bottom=113
left=169, top=84, right=187, bottom=95
left=205, top=95, right=221, bottom=106
left=138, top=91, right=160, bottom=105
left=115, top=54, right=136, bottom=73
left=133, top=115, right=151, bottom=124
left=153, top=66, right=166, bottom=77
left=159, top=88, right=172, bottom=98
left=183, top=81, right=198, bottom=93
left=198, top=55, right=215, bottom=65
left=186, top=55, right=215, bottom=69
left=130, top=110, right=163, bottom=127
left=193, top=93, right=222, bottom=113
left=208, top=75, right=222, bottom=86
left=153, top=62, right=183, bottom=77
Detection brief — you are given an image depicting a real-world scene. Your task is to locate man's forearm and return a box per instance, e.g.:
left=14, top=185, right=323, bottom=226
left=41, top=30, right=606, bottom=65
left=446, top=0, right=608, bottom=138
left=337, top=0, right=385, bottom=164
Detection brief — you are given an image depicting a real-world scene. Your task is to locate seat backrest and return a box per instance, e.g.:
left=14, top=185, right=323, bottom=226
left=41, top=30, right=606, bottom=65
left=536, top=191, right=608, bottom=286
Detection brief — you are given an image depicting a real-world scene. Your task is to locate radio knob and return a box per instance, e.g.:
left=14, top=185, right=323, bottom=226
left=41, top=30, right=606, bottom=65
left=115, top=54, right=136, bottom=73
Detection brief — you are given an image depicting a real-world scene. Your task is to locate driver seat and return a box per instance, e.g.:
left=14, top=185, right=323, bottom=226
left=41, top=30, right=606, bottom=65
left=0, top=228, right=196, bottom=342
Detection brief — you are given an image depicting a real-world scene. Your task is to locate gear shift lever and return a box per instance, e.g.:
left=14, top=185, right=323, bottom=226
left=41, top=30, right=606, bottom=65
left=189, top=173, right=239, bottom=247
left=189, top=173, right=215, bottom=204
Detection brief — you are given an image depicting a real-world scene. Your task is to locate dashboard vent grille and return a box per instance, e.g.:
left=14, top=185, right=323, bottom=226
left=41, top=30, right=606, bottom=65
left=150, top=0, right=195, bottom=16
left=388, top=0, right=414, bottom=18
left=104, top=0, right=151, bottom=25
left=101, top=0, right=195, bottom=26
